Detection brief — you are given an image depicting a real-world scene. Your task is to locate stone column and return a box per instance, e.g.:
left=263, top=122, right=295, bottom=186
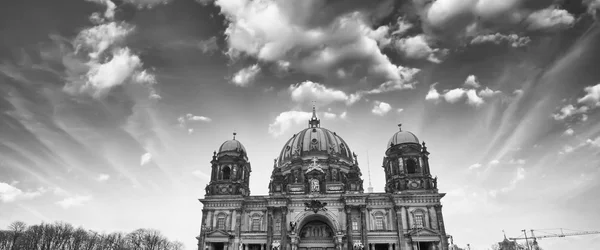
left=388, top=243, right=393, bottom=250
left=267, top=209, right=273, bottom=250
left=401, top=207, right=411, bottom=250
left=360, top=206, right=369, bottom=249
left=281, top=207, right=288, bottom=250
left=261, top=244, right=264, bottom=250
left=345, top=206, right=353, bottom=247
left=244, top=244, right=248, bottom=250
left=395, top=206, right=405, bottom=250
left=428, top=206, right=438, bottom=230
left=435, top=205, right=448, bottom=250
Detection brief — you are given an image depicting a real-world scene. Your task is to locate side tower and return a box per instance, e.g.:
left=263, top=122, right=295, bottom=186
left=206, top=133, right=251, bottom=196
left=383, top=124, right=449, bottom=250
left=198, top=134, right=251, bottom=250
left=383, top=124, right=436, bottom=193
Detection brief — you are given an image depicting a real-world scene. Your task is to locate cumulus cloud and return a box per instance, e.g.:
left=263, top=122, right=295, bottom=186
left=231, top=64, right=261, bottom=87
left=0, top=183, right=46, bottom=203
left=577, top=83, right=600, bottom=107
left=268, top=110, right=340, bottom=137
left=56, top=195, right=92, bottom=209
left=414, top=0, right=573, bottom=42
left=289, top=81, right=355, bottom=105
left=393, top=34, right=444, bottom=63
left=470, top=33, right=531, bottom=47
left=371, top=101, right=392, bottom=116
left=140, top=152, right=153, bottom=166
left=552, top=104, right=589, bottom=120
left=96, top=174, right=110, bottom=182
left=426, top=76, right=500, bottom=107
left=63, top=1, right=159, bottom=99
left=216, top=0, right=418, bottom=90
left=463, top=75, right=480, bottom=88
left=526, top=7, right=576, bottom=31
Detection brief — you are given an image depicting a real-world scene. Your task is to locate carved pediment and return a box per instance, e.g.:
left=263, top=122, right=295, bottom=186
left=406, top=228, right=439, bottom=236
left=205, top=229, right=234, bottom=238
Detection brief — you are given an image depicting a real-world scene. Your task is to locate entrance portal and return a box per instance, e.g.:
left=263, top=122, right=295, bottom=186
left=298, top=220, right=335, bottom=250
left=212, top=243, right=224, bottom=250
left=374, top=244, right=388, bottom=250
left=417, top=242, right=434, bottom=250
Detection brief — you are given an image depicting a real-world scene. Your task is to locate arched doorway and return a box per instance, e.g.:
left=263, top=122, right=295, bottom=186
left=297, top=219, right=336, bottom=250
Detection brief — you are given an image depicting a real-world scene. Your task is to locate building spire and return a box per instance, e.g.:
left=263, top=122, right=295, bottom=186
left=398, top=123, right=402, bottom=131
left=308, top=102, right=320, bottom=128
left=233, top=131, right=237, bottom=140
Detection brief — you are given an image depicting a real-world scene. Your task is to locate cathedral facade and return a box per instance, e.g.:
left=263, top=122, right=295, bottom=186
left=197, top=109, right=449, bottom=250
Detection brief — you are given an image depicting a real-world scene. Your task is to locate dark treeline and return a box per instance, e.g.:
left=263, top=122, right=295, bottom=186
left=0, top=221, right=184, bottom=250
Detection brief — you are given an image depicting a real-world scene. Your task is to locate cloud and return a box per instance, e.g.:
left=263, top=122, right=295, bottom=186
left=140, top=152, right=153, bottom=166
left=216, top=0, right=417, bottom=89
left=414, top=0, right=573, bottom=42
left=468, top=163, right=482, bottom=170
left=577, top=83, right=600, bottom=107
left=526, top=7, right=576, bottom=31
left=463, top=75, right=480, bottom=88
left=563, top=128, right=574, bottom=136
left=268, top=110, right=339, bottom=137
left=96, top=174, right=110, bottom=182
left=56, top=195, right=92, bottom=209
left=478, top=87, right=502, bottom=98
left=177, top=113, right=212, bottom=133
left=393, top=34, right=444, bottom=63
left=63, top=2, right=159, bottom=99
left=470, top=33, right=531, bottom=48
left=231, top=64, right=261, bottom=87
left=425, top=83, right=441, bottom=102
left=185, top=114, right=212, bottom=122
left=371, top=101, right=392, bottom=116
left=552, top=104, right=589, bottom=120
left=289, top=81, right=355, bottom=105
left=0, top=183, right=46, bottom=203
left=489, top=159, right=500, bottom=165
left=426, top=76, right=500, bottom=107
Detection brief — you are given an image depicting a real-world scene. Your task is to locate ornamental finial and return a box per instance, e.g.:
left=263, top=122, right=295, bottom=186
left=233, top=132, right=237, bottom=140
left=398, top=123, right=402, bottom=131
left=308, top=102, right=320, bottom=128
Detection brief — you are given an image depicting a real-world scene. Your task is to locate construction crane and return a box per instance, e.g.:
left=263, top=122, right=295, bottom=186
left=508, top=229, right=600, bottom=250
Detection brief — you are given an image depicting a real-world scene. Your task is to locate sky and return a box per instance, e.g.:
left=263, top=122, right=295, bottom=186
left=1, top=0, right=600, bottom=249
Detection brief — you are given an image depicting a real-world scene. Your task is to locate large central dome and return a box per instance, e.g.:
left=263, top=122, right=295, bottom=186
left=276, top=107, right=354, bottom=168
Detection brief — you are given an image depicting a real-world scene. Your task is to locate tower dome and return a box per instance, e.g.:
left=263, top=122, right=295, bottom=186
left=387, top=124, right=419, bottom=148
left=217, top=133, right=247, bottom=160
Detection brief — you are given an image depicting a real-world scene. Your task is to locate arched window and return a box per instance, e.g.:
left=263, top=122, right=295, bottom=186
left=251, top=214, right=261, bottom=231
left=406, top=158, right=418, bottom=174
left=373, top=212, right=385, bottom=230
left=222, top=166, right=231, bottom=180
left=413, top=210, right=425, bottom=229
left=274, top=219, right=281, bottom=232
left=216, top=213, right=227, bottom=230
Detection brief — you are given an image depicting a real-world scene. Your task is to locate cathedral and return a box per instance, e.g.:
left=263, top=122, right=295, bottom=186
left=197, top=108, right=449, bottom=250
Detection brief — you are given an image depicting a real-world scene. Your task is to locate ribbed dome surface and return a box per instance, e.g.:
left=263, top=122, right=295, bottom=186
left=218, top=139, right=246, bottom=155
left=387, top=131, right=419, bottom=148
left=277, top=127, right=353, bottom=167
